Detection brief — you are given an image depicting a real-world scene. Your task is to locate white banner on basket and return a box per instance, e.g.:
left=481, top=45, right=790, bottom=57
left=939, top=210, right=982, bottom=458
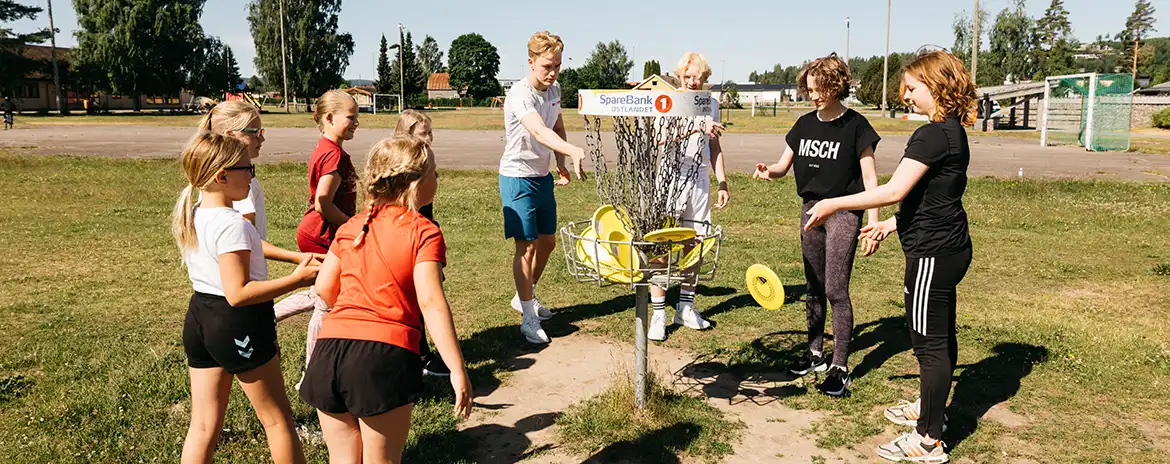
left=578, top=90, right=713, bottom=117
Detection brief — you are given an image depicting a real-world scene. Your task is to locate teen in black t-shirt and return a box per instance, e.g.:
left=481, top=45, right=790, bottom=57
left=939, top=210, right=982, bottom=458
left=753, top=53, right=881, bottom=398
left=803, top=51, right=977, bottom=463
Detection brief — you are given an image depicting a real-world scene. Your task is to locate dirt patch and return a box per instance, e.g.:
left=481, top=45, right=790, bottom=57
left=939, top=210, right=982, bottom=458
left=983, top=402, right=1030, bottom=428
left=1137, top=419, right=1170, bottom=455
left=460, top=333, right=871, bottom=462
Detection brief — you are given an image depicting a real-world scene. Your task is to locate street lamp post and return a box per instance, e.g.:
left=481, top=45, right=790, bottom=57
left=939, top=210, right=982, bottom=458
left=845, top=17, right=851, bottom=65
left=279, top=0, right=290, bottom=113
left=399, top=23, right=405, bottom=112
left=882, top=0, right=891, bottom=117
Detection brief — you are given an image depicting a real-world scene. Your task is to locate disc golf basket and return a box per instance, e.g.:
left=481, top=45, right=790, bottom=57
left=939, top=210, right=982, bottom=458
left=559, top=89, right=724, bottom=408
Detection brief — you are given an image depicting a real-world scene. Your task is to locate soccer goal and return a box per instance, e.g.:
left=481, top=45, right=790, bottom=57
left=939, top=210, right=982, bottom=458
left=373, top=94, right=401, bottom=114
left=1040, top=73, right=1133, bottom=151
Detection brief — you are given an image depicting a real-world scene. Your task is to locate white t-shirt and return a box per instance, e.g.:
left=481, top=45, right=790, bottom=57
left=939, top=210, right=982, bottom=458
left=232, top=178, right=267, bottom=239
left=185, top=207, right=268, bottom=296
left=500, top=78, right=563, bottom=178
left=681, top=99, right=721, bottom=170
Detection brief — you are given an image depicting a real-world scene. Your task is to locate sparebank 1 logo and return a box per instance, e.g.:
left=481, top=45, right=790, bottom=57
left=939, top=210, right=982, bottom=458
left=654, top=94, right=673, bottom=114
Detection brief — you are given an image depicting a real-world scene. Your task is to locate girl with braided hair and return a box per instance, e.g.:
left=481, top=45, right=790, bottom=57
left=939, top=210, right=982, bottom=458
left=300, top=137, right=472, bottom=462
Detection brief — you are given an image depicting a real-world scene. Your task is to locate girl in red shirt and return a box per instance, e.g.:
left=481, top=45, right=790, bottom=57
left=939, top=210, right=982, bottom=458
left=279, top=90, right=361, bottom=371
left=300, top=137, right=471, bottom=462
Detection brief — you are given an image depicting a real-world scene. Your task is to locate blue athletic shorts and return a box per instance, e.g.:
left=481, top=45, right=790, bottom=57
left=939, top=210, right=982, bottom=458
left=499, top=174, right=557, bottom=240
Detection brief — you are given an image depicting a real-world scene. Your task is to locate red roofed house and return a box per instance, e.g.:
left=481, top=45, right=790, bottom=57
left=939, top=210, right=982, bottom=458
left=427, top=73, right=459, bottom=99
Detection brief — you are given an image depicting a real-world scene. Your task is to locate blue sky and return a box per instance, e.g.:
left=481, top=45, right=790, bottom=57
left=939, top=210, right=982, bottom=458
left=9, top=0, right=1168, bottom=82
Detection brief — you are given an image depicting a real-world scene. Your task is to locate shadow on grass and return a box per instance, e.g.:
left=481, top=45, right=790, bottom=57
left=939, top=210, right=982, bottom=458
left=581, top=422, right=702, bottom=464
left=848, top=316, right=913, bottom=382
left=944, top=342, right=1049, bottom=451
left=672, top=330, right=813, bottom=406
left=459, top=412, right=561, bottom=463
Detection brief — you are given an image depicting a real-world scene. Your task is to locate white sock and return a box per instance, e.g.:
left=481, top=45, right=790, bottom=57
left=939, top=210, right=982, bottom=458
left=520, top=299, right=536, bottom=320
left=811, top=349, right=824, bottom=358
left=679, top=289, right=696, bottom=307
left=831, top=364, right=848, bottom=372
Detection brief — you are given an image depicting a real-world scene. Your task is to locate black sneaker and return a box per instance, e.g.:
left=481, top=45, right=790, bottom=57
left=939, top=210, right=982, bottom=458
left=790, top=352, right=829, bottom=376
left=817, top=366, right=852, bottom=397
left=422, top=355, right=450, bottom=377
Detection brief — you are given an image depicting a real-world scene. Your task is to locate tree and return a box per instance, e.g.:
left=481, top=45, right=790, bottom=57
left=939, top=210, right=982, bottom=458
left=73, top=0, right=206, bottom=111
left=858, top=53, right=906, bottom=109
left=749, top=63, right=802, bottom=85
left=983, top=0, right=1036, bottom=85
left=248, top=0, right=355, bottom=110
left=1122, top=0, right=1157, bottom=80
left=0, top=1, right=51, bottom=99
left=1035, top=0, right=1076, bottom=78
left=582, top=40, right=633, bottom=89
left=223, top=46, right=242, bottom=92
left=952, top=7, right=990, bottom=68
left=249, top=75, right=265, bottom=92
left=448, top=33, right=500, bottom=101
left=558, top=67, right=584, bottom=108
left=417, top=35, right=445, bottom=76
left=388, top=31, right=427, bottom=106
left=643, top=59, right=661, bottom=79
left=375, top=34, right=393, bottom=93
left=189, top=37, right=226, bottom=98
left=721, top=81, right=741, bottom=109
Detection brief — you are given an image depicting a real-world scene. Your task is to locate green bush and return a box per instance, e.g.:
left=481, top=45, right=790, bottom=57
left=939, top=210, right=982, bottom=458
left=1153, top=107, right=1170, bottom=129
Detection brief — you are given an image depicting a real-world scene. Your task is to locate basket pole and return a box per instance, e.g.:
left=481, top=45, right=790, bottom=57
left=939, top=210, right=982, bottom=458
left=634, top=284, right=650, bottom=409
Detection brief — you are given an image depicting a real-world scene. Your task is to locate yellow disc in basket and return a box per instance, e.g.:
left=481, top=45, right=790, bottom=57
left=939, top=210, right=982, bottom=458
left=606, top=229, right=643, bottom=271
left=745, top=264, right=785, bottom=310
left=592, top=205, right=630, bottom=240
left=575, top=227, right=598, bottom=264
left=643, top=227, right=698, bottom=243
left=679, top=236, right=718, bottom=269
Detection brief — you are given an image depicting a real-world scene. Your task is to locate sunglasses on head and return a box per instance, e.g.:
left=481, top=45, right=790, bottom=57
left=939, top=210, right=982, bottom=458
left=224, top=164, right=256, bottom=178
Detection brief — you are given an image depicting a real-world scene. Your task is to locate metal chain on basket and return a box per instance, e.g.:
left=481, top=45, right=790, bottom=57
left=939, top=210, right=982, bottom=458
left=583, top=114, right=705, bottom=246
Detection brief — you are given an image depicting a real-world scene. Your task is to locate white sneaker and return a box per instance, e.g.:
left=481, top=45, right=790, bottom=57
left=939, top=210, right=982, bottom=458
left=648, top=311, right=667, bottom=341
left=521, top=317, right=550, bottom=344
left=512, top=294, right=552, bottom=320
left=672, top=303, right=712, bottom=330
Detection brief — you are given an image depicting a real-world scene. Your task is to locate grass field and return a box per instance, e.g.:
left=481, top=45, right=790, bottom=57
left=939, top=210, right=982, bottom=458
left=1, top=153, right=1169, bottom=462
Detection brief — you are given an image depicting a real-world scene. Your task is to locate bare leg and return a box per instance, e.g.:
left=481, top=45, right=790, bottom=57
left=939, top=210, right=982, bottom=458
left=235, top=356, right=306, bottom=464
left=181, top=367, right=233, bottom=464
left=357, top=404, right=414, bottom=464
left=513, top=239, right=538, bottom=301
left=317, top=409, right=363, bottom=464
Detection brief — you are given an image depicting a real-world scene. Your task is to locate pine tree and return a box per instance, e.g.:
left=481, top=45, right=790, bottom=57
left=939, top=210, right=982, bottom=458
left=375, top=34, right=393, bottom=93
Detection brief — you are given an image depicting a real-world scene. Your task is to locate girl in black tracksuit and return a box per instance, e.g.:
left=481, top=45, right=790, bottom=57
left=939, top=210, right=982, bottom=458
left=802, top=50, right=976, bottom=463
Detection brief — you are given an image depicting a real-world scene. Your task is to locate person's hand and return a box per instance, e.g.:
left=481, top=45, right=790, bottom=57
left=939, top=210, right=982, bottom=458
left=292, top=254, right=321, bottom=286
left=570, top=146, right=587, bottom=180
left=859, top=219, right=896, bottom=242
left=860, top=236, right=881, bottom=257
left=450, top=371, right=473, bottom=420
left=715, top=182, right=729, bottom=209
left=555, top=165, right=571, bottom=186
left=302, top=252, right=326, bottom=264
left=703, top=120, right=726, bottom=138
left=753, top=163, right=772, bottom=181
left=803, top=200, right=838, bottom=231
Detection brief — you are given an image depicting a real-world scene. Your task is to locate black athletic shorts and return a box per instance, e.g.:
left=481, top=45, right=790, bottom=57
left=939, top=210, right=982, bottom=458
left=299, top=338, right=423, bottom=418
left=182, top=292, right=279, bottom=374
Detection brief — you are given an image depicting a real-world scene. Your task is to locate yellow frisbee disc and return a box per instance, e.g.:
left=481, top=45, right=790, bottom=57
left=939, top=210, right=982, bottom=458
left=679, top=236, right=718, bottom=269
left=591, top=205, right=630, bottom=240
left=643, top=227, right=698, bottom=243
left=745, top=264, right=785, bottom=310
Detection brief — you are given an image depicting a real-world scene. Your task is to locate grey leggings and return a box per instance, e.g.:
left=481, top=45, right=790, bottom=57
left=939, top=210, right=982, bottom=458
left=800, top=200, right=862, bottom=368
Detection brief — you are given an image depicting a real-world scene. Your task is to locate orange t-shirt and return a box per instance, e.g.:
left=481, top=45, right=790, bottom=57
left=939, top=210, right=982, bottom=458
left=316, top=206, right=447, bottom=353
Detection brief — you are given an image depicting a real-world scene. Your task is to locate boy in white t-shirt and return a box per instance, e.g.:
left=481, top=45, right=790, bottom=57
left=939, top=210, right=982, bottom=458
left=500, top=31, right=586, bottom=344
left=648, top=52, right=730, bottom=341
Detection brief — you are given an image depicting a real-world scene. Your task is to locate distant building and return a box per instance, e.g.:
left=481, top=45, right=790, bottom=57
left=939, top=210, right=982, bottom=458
left=9, top=44, right=192, bottom=112
left=708, top=82, right=797, bottom=104
left=631, top=74, right=681, bottom=91
left=427, top=73, right=459, bottom=99
left=498, top=78, right=520, bottom=92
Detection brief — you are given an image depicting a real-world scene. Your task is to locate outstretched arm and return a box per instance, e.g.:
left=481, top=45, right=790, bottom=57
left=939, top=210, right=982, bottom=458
left=804, top=157, right=929, bottom=230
